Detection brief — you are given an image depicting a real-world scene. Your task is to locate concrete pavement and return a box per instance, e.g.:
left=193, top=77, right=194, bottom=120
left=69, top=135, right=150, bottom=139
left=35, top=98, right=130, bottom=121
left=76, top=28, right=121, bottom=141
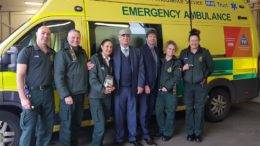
left=50, top=100, right=260, bottom=146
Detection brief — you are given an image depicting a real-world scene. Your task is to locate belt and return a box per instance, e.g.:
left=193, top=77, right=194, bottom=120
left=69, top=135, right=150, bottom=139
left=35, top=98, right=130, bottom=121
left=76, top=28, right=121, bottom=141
left=29, top=85, right=51, bottom=90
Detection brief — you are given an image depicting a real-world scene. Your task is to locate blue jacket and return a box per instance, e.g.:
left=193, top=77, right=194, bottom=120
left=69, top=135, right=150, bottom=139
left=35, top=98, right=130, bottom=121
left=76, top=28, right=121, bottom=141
left=113, top=45, right=145, bottom=94
left=141, top=44, right=162, bottom=89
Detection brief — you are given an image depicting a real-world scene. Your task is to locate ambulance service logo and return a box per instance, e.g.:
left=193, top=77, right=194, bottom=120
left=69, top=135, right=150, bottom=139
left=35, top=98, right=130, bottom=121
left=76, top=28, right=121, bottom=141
left=167, top=67, right=172, bottom=73
left=205, top=0, right=215, bottom=7
left=199, top=56, right=203, bottom=62
left=224, top=27, right=252, bottom=57
left=240, top=35, right=249, bottom=46
left=231, top=2, right=238, bottom=10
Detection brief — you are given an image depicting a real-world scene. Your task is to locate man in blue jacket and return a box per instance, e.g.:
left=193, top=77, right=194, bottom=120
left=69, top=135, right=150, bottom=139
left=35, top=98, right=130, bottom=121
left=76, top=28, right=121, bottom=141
left=113, top=28, right=145, bottom=146
left=138, top=28, right=162, bottom=145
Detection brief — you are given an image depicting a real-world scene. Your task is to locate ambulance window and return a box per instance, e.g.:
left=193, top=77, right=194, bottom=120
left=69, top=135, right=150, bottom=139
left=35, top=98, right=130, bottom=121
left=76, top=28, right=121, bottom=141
left=15, top=20, right=75, bottom=52
left=89, top=22, right=163, bottom=56
left=0, top=20, right=75, bottom=72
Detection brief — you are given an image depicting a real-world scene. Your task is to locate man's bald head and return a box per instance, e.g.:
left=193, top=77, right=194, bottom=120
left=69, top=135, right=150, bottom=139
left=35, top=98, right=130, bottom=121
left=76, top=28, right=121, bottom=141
left=36, top=26, right=50, bottom=34
left=36, top=26, right=51, bottom=48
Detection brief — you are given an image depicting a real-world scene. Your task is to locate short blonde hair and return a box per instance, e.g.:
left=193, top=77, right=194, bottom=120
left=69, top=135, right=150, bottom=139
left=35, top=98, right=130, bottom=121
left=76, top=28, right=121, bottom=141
left=164, top=40, right=178, bottom=52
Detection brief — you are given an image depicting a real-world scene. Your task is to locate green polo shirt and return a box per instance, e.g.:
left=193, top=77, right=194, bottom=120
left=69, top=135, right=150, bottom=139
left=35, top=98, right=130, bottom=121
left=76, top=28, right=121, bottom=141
left=17, top=44, right=55, bottom=87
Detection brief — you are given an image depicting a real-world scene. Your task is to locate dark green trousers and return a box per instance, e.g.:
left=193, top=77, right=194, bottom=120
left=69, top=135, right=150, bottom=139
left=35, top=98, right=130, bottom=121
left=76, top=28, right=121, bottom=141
left=155, top=92, right=177, bottom=137
left=184, top=82, right=207, bottom=136
left=59, top=94, right=84, bottom=146
left=89, top=97, right=111, bottom=146
left=19, top=88, right=54, bottom=146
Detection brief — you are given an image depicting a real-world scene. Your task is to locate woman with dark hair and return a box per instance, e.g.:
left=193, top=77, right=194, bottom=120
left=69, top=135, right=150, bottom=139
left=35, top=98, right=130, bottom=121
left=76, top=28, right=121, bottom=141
left=89, top=39, right=115, bottom=146
left=180, top=29, right=214, bottom=142
left=155, top=40, right=182, bottom=141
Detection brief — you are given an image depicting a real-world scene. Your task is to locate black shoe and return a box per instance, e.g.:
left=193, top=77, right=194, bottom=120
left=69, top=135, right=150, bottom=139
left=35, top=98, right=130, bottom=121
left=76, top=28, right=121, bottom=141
left=115, top=142, right=124, bottom=146
left=153, top=133, right=163, bottom=138
left=195, top=135, right=202, bottom=142
left=130, top=141, right=143, bottom=146
left=162, top=135, right=172, bottom=141
left=186, top=134, right=195, bottom=141
left=144, top=138, right=157, bottom=146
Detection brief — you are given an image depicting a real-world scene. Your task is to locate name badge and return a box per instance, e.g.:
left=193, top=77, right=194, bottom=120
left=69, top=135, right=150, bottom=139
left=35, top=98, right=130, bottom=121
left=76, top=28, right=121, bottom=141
left=34, top=55, right=39, bottom=58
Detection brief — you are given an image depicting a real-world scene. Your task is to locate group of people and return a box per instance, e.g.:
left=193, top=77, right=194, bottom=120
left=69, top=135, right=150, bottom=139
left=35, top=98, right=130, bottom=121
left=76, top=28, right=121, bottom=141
left=16, top=25, right=213, bottom=146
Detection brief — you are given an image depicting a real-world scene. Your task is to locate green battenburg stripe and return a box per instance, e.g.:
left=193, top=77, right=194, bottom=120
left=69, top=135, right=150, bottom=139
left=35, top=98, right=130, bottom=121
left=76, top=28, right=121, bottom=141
left=211, top=59, right=233, bottom=76
left=233, top=73, right=257, bottom=80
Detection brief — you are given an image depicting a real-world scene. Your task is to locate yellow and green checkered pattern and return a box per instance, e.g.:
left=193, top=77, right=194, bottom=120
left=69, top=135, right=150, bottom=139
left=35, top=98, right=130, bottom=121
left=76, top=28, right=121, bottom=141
left=208, top=57, right=258, bottom=82
left=0, top=57, right=258, bottom=95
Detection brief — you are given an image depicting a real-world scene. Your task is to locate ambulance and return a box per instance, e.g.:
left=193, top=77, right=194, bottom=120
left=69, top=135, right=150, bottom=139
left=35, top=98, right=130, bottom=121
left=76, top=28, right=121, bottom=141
left=0, top=0, right=259, bottom=145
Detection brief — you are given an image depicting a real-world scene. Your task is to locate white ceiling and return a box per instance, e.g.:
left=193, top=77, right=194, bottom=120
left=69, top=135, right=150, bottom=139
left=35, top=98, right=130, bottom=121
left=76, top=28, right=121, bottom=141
left=0, top=0, right=45, bottom=12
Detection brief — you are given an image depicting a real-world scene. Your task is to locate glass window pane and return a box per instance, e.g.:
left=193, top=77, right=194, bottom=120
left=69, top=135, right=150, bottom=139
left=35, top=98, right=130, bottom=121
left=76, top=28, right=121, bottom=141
left=15, top=20, right=75, bottom=52
left=0, top=20, right=75, bottom=72
left=89, top=22, right=162, bottom=56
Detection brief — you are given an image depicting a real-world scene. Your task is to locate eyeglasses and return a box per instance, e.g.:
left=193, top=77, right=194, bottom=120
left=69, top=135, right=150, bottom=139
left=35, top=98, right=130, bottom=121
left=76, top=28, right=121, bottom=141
left=121, top=34, right=130, bottom=37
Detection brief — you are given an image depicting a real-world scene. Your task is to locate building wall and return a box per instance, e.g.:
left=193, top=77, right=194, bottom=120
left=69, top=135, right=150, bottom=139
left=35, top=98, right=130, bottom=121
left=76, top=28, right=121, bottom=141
left=0, top=12, right=33, bottom=42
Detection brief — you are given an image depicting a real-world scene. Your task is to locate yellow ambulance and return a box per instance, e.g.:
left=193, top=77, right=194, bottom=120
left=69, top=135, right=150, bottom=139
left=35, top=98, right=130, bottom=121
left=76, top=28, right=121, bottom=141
left=0, top=0, right=259, bottom=145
